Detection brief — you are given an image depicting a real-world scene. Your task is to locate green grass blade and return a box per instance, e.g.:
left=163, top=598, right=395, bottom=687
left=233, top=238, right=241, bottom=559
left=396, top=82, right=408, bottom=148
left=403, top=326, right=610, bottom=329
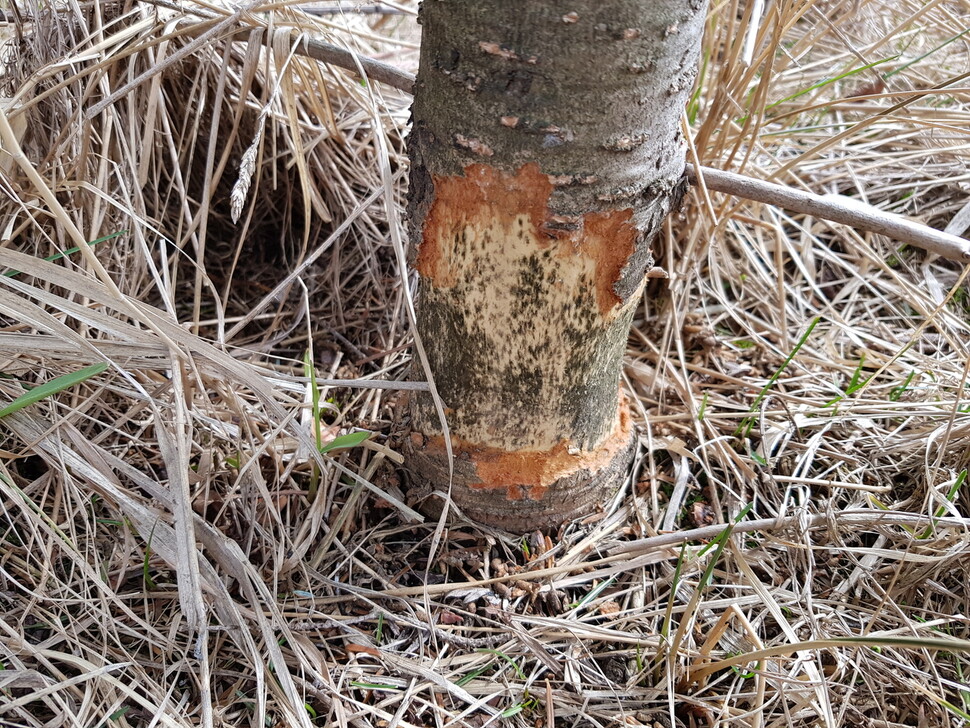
left=659, top=544, right=688, bottom=646
left=2, top=231, right=126, bottom=278
left=350, top=681, right=399, bottom=691
left=0, top=362, right=108, bottom=418
left=887, top=27, right=970, bottom=77
left=455, top=665, right=490, bottom=687
left=919, top=470, right=967, bottom=539
left=319, top=430, right=372, bottom=454
left=737, top=317, right=820, bottom=438
left=766, top=57, right=897, bottom=111
left=889, top=370, right=916, bottom=401
left=303, top=350, right=323, bottom=449
left=572, top=575, right=617, bottom=611
left=476, top=647, right=526, bottom=680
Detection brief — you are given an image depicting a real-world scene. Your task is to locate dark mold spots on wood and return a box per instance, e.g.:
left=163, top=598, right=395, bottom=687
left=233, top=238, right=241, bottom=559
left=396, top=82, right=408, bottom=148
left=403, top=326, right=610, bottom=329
left=416, top=162, right=639, bottom=320
left=412, top=162, right=644, bottom=456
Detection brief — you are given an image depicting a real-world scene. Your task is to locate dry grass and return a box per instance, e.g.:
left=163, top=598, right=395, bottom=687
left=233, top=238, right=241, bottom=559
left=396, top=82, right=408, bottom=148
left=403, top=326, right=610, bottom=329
left=1, top=0, right=969, bottom=726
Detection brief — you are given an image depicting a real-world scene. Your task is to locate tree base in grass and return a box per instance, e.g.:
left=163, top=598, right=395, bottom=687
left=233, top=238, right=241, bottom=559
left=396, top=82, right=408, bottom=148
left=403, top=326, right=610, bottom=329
left=405, top=398, right=635, bottom=533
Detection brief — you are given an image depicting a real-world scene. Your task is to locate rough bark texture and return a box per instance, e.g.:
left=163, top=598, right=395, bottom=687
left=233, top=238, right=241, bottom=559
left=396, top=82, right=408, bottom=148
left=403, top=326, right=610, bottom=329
left=406, top=0, right=707, bottom=532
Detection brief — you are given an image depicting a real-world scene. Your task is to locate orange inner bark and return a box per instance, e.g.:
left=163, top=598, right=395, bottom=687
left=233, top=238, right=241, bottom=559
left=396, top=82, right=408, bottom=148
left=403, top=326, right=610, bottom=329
left=423, top=398, right=633, bottom=501
left=416, top=162, right=637, bottom=317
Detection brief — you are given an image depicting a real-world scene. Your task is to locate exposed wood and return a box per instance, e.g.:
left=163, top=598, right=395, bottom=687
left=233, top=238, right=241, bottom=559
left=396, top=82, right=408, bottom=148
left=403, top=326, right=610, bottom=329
left=404, top=0, right=707, bottom=530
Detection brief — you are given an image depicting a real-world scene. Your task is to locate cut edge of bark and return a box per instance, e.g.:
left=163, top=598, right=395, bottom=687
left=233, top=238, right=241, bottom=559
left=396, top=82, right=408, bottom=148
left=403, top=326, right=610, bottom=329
left=406, top=394, right=636, bottom=533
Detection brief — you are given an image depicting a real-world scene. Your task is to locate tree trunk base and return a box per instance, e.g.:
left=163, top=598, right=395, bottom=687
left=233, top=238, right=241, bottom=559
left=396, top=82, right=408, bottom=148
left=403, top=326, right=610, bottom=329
left=405, top=395, right=635, bottom=533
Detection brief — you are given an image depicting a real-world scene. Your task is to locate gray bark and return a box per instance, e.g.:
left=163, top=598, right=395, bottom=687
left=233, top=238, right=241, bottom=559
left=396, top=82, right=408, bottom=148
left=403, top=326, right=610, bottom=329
left=406, top=0, right=707, bottom=532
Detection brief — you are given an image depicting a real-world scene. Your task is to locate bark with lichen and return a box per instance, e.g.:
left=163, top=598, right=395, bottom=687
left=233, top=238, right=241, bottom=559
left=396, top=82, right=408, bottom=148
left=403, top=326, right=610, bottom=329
left=405, top=0, right=707, bottom=532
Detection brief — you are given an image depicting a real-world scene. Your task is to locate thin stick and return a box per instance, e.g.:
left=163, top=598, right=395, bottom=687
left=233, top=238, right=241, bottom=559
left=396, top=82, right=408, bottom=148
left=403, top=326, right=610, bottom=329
left=299, top=35, right=415, bottom=93
left=685, top=164, right=970, bottom=262
left=171, top=19, right=416, bottom=95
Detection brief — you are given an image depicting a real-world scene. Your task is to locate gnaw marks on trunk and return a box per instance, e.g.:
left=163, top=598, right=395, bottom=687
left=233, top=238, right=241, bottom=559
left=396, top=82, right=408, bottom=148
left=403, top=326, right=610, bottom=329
left=405, top=0, right=707, bottom=531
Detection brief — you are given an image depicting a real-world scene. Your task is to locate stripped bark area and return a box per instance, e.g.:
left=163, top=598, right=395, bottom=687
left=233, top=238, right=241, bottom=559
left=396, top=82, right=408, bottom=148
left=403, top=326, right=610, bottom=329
left=406, top=0, right=707, bottom=531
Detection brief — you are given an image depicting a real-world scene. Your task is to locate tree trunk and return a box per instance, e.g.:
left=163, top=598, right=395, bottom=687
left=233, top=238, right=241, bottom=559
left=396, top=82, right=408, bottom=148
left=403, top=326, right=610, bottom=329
left=405, top=0, right=707, bottom=532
